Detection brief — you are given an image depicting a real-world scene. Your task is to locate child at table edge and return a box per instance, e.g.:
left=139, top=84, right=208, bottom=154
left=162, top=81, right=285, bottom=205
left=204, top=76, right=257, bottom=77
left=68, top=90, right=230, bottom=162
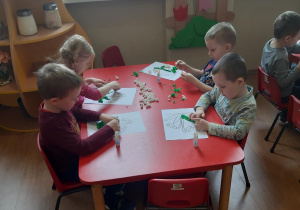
left=260, top=11, right=300, bottom=123
left=190, top=52, right=257, bottom=141
left=57, top=34, right=121, bottom=107
left=36, top=63, right=120, bottom=182
left=176, top=22, right=236, bottom=93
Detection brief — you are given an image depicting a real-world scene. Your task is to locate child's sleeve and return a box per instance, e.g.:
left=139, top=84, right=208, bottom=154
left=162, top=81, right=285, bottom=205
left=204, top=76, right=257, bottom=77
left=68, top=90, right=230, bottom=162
left=55, top=123, right=114, bottom=156
left=71, top=107, right=101, bottom=122
left=81, top=83, right=102, bottom=100
left=208, top=104, right=256, bottom=140
left=273, top=59, right=300, bottom=88
left=194, top=88, right=218, bottom=111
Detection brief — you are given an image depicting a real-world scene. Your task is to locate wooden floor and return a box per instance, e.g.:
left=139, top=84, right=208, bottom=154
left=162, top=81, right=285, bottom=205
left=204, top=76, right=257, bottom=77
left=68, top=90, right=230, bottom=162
left=0, top=72, right=299, bottom=210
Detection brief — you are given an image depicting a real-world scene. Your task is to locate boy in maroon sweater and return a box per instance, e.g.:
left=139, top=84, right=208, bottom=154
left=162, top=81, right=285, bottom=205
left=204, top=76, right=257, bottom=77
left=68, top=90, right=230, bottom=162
left=36, top=63, right=120, bottom=182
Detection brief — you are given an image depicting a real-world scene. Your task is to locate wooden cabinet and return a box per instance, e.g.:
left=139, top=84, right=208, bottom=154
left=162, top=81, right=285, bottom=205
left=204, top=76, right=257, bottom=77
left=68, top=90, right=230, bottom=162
left=0, top=0, right=90, bottom=117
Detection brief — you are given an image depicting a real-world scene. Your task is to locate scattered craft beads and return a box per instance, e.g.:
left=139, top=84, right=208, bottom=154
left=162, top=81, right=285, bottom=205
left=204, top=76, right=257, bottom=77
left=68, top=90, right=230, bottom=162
left=134, top=79, right=159, bottom=109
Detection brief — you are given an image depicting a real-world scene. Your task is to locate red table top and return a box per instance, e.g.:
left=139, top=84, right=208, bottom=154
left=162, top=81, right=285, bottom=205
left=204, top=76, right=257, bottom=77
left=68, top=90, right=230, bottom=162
left=79, top=62, right=244, bottom=186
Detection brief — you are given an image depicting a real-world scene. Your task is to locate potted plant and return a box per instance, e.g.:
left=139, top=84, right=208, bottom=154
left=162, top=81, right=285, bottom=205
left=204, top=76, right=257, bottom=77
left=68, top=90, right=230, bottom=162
left=0, top=50, right=13, bottom=86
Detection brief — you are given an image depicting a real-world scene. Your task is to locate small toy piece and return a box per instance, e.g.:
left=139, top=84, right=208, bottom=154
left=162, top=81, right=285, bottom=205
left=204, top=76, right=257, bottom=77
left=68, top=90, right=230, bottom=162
left=181, top=95, right=186, bottom=101
left=114, top=131, right=120, bottom=146
left=115, top=75, right=119, bottom=80
left=173, top=100, right=175, bottom=104
left=98, top=96, right=110, bottom=103
left=174, top=87, right=181, bottom=92
left=96, top=120, right=106, bottom=129
left=193, top=132, right=198, bottom=147
left=132, top=71, right=139, bottom=77
left=181, top=114, right=195, bottom=123
left=171, top=93, right=176, bottom=97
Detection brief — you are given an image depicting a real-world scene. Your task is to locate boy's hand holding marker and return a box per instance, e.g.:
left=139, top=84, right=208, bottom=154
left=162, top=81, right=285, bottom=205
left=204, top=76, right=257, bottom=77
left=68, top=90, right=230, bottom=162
left=189, top=107, right=209, bottom=132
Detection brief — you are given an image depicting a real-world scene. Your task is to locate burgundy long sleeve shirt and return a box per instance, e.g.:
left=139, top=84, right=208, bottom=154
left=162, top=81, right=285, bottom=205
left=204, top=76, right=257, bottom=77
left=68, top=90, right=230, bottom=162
left=38, top=102, right=114, bottom=179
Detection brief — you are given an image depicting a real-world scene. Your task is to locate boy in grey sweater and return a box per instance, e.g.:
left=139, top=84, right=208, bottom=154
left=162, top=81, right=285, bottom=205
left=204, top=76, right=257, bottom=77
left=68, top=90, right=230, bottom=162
left=261, top=11, right=300, bottom=123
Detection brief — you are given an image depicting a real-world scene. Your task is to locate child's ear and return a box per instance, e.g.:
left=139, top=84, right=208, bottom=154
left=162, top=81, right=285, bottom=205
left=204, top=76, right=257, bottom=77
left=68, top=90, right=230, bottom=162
left=225, top=43, right=233, bottom=51
left=49, top=97, right=60, bottom=105
left=237, top=77, right=244, bottom=86
left=284, top=35, right=292, bottom=43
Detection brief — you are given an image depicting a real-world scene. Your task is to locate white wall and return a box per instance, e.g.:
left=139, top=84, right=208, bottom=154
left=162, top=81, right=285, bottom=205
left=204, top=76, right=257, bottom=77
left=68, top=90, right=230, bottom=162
left=66, top=0, right=300, bottom=70
left=66, top=0, right=165, bottom=68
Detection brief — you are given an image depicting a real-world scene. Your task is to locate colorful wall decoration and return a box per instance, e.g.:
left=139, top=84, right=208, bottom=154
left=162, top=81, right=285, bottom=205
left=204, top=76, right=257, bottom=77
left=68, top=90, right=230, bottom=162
left=166, top=0, right=235, bottom=50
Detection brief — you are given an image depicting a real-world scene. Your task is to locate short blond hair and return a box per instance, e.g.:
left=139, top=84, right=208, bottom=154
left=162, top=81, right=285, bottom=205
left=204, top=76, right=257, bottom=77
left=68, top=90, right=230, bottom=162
left=205, top=22, right=236, bottom=47
left=35, top=63, right=82, bottom=100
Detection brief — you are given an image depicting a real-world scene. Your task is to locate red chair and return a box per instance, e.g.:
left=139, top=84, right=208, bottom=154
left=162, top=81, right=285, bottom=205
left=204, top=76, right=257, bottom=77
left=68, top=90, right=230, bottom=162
left=102, top=45, right=125, bottom=67
left=254, top=66, right=288, bottom=140
left=288, top=53, right=300, bottom=66
left=37, top=134, right=90, bottom=210
left=147, top=178, right=209, bottom=209
left=270, top=95, right=300, bottom=153
left=238, top=134, right=250, bottom=187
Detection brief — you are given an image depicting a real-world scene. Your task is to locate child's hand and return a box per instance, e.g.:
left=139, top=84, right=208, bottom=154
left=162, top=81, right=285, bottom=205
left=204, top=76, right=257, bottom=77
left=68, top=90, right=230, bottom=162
left=106, top=119, right=120, bottom=132
left=181, top=72, right=197, bottom=84
left=85, top=77, right=106, bottom=87
left=100, top=113, right=119, bottom=124
left=193, top=118, right=209, bottom=132
left=175, top=60, right=187, bottom=71
left=107, top=81, right=121, bottom=91
left=190, top=107, right=205, bottom=119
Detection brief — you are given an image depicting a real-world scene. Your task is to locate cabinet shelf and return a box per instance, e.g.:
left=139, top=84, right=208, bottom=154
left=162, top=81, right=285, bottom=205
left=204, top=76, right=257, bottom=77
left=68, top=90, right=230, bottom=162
left=1, top=0, right=90, bottom=117
left=21, top=74, right=37, bottom=92
left=14, top=22, right=75, bottom=45
left=0, top=39, right=10, bottom=46
left=0, top=80, right=19, bottom=94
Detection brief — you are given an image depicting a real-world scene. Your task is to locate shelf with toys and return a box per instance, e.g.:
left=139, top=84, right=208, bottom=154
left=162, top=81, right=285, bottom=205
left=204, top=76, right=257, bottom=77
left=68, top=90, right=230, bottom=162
left=0, top=0, right=91, bottom=117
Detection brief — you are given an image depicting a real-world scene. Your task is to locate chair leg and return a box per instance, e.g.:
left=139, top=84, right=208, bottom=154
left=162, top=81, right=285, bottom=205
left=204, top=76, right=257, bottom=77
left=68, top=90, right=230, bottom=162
left=270, top=124, right=287, bottom=153
left=55, top=194, right=63, bottom=210
left=254, top=91, right=260, bottom=99
left=265, top=111, right=282, bottom=140
left=54, top=186, right=91, bottom=210
left=241, top=162, right=250, bottom=187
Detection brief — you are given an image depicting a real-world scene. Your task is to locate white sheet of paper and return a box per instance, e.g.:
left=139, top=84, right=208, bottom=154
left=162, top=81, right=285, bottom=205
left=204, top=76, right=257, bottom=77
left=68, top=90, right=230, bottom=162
left=161, top=108, right=208, bottom=141
left=140, top=62, right=182, bottom=81
left=84, top=88, right=136, bottom=105
left=87, top=111, right=146, bottom=137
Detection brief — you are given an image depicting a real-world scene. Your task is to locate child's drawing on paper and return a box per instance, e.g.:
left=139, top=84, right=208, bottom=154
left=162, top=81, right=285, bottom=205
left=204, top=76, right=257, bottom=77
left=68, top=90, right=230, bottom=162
left=119, top=117, right=133, bottom=134
left=84, top=88, right=137, bottom=105
left=162, top=108, right=208, bottom=140
left=164, top=112, right=194, bottom=133
left=87, top=111, right=146, bottom=137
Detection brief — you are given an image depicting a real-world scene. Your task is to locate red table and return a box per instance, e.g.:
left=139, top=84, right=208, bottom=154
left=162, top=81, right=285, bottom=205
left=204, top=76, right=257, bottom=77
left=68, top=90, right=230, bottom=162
left=80, top=62, right=244, bottom=210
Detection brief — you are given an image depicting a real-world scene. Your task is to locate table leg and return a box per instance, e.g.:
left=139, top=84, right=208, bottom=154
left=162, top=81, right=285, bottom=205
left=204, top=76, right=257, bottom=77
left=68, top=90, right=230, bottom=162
left=219, top=165, right=233, bottom=210
left=92, top=184, right=105, bottom=210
